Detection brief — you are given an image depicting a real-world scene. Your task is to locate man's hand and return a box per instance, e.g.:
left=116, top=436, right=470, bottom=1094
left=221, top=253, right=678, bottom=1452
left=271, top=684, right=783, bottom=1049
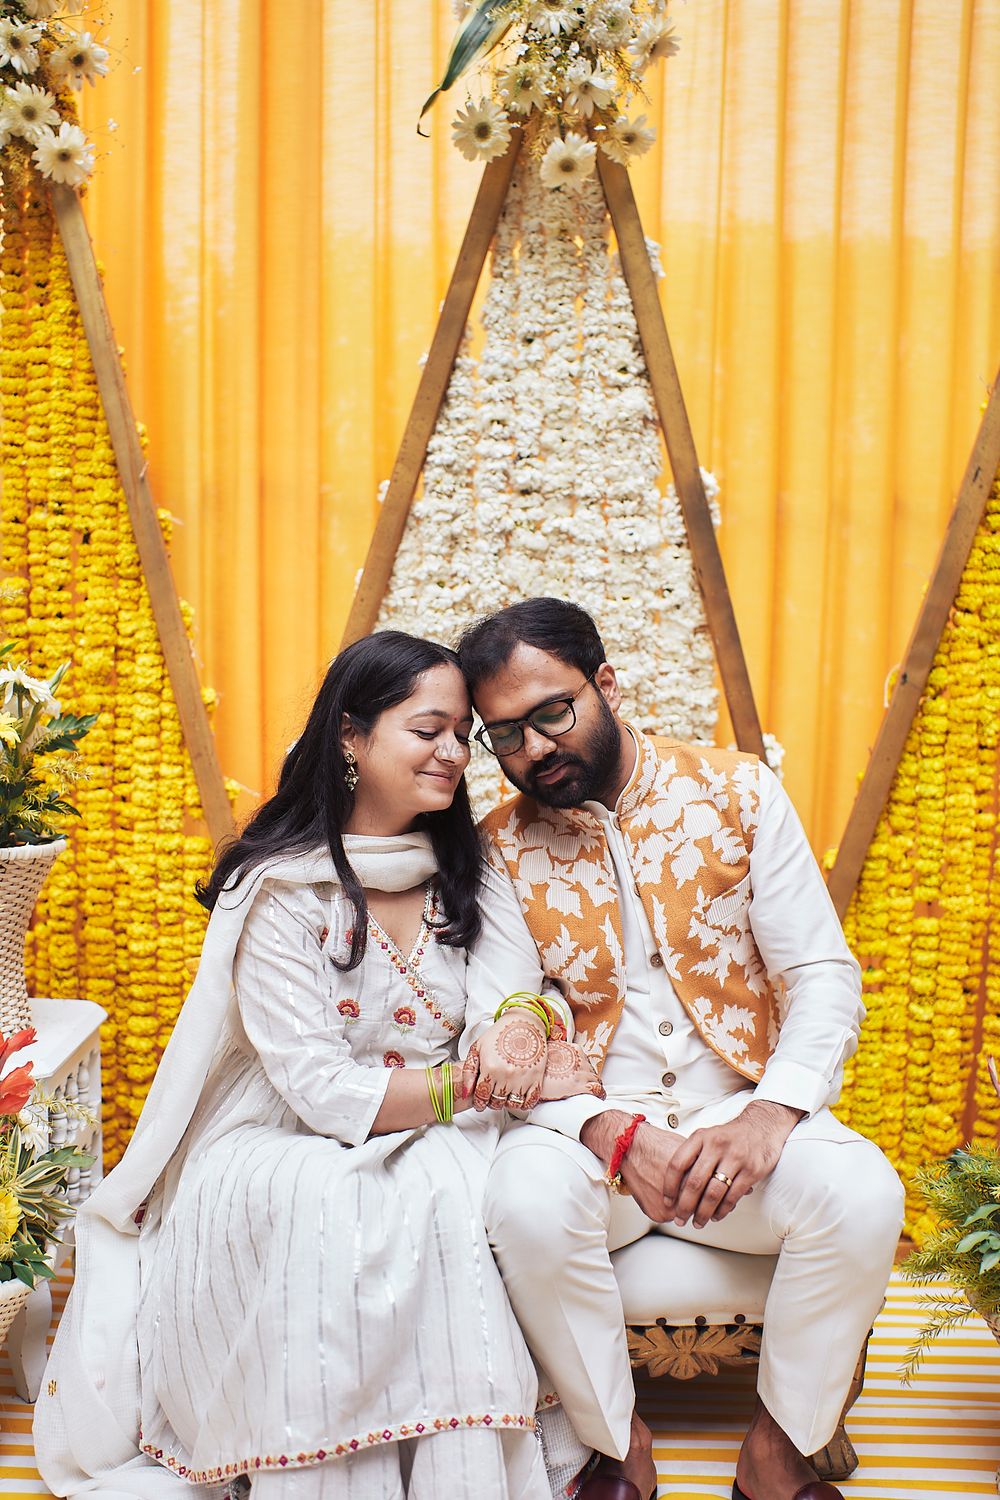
left=580, top=1111, right=685, bottom=1222
left=462, top=1011, right=548, bottom=1111
left=661, top=1099, right=804, bottom=1229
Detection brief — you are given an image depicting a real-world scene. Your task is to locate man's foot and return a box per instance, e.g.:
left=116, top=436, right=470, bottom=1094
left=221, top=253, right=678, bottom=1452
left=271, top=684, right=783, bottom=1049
left=733, top=1401, right=842, bottom=1500
left=575, top=1414, right=656, bottom=1500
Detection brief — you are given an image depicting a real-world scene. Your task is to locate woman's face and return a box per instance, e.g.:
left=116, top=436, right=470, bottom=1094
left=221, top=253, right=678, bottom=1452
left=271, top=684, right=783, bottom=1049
left=342, top=663, right=473, bottom=835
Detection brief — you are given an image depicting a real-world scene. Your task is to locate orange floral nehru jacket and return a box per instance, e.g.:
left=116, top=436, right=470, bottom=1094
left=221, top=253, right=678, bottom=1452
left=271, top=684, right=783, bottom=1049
left=481, top=730, right=780, bottom=1081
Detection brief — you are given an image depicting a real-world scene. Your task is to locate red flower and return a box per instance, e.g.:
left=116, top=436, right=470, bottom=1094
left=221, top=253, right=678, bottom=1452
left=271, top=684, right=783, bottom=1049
left=393, top=1006, right=416, bottom=1029
left=383, top=1050, right=406, bottom=1069
left=0, top=1028, right=35, bottom=1116
left=337, top=998, right=360, bottom=1022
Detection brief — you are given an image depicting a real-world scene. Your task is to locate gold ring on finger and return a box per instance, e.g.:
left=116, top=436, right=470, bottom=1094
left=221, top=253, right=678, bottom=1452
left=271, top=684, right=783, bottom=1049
left=713, top=1170, right=734, bottom=1188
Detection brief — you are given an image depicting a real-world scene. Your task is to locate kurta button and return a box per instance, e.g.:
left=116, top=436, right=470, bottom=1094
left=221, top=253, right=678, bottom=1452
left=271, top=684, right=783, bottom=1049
left=658, top=1020, right=673, bottom=1036
left=650, top=953, right=663, bottom=968
left=662, top=1071, right=676, bottom=1087
left=667, top=1113, right=679, bottom=1129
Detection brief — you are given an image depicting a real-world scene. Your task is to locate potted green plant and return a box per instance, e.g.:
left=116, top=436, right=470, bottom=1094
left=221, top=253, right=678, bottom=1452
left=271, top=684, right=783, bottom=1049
left=0, top=633, right=96, bottom=1032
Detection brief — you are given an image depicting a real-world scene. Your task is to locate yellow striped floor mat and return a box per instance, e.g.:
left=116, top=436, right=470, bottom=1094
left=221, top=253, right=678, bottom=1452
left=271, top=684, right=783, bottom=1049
left=2, top=1273, right=999, bottom=1496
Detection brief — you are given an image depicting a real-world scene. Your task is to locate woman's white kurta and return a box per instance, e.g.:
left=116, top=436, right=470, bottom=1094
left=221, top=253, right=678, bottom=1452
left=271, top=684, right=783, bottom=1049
left=34, top=856, right=547, bottom=1499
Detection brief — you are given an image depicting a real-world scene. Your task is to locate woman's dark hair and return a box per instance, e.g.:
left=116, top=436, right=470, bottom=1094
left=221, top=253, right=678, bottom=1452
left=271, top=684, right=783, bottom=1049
left=196, top=631, right=483, bottom=968
left=456, top=597, right=607, bottom=692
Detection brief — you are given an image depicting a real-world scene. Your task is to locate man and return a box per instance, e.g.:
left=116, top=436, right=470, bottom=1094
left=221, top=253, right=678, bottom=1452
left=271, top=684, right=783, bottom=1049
left=457, top=598, right=904, bottom=1500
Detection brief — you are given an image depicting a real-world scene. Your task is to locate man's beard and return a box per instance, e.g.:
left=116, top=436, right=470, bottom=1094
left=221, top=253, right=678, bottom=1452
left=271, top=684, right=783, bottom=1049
left=503, top=696, right=622, bottom=808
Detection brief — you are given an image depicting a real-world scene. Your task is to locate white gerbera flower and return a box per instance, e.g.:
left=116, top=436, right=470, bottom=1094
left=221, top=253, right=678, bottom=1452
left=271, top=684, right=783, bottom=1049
left=587, top=1, right=634, bottom=50
left=599, top=112, right=655, bottom=165
left=48, top=31, right=110, bottom=90
left=529, top=1, right=582, bottom=37
left=0, top=82, right=59, bottom=142
left=539, top=131, right=597, bottom=190
left=451, top=97, right=512, bottom=163
left=499, top=61, right=547, bottom=116
left=629, top=16, right=679, bottom=71
left=0, top=19, right=41, bottom=75
left=564, top=64, right=617, bottom=117
left=31, top=120, right=94, bottom=186
left=0, top=666, right=60, bottom=714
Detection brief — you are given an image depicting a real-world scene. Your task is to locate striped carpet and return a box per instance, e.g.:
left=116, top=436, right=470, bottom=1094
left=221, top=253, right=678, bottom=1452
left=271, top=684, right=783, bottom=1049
left=2, top=1274, right=998, bottom=1496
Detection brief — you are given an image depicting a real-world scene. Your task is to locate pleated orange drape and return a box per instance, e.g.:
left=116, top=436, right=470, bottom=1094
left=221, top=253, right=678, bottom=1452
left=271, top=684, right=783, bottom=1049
left=78, top=0, right=1000, bottom=853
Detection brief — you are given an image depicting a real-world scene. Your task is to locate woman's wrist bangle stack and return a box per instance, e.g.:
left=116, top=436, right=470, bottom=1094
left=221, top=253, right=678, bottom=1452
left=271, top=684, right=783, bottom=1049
left=493, top=991, right=562, bottom=1039
left=604, top=1112, right=645, bottom=1193
left=425, top=1062, right=454, bottom=1123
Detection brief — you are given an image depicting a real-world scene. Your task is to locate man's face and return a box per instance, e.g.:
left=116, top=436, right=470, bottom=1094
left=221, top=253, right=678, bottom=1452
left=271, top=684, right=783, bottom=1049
left=473, top=644, right=625, bottom=808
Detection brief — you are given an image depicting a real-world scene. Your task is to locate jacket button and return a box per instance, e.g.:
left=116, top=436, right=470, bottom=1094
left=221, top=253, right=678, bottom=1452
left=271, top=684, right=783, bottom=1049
left=662, top=1071, right=676, bottom=1088
left=658, top=1020, right=673, bottom=1036
left=650, top=953, right=663, bottom=968
left=667, top=1113, right=679, bottom=1129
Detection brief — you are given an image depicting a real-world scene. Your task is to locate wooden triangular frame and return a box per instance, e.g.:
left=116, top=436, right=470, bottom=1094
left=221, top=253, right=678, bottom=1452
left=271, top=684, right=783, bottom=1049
left=340, top=130, right=766, bottom=759
left=49, top=185, right=235, bottom=849
left=827, top=372, right=1000, bottom=921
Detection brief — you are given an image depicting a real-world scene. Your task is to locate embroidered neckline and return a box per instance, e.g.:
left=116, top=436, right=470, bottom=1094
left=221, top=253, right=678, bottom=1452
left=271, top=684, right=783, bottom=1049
left=368, top=885, right=461, bottom=1038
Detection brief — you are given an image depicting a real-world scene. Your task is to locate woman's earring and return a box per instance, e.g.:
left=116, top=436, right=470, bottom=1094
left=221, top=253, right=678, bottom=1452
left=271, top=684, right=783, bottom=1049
left=344, top=748, right=359, bottom=792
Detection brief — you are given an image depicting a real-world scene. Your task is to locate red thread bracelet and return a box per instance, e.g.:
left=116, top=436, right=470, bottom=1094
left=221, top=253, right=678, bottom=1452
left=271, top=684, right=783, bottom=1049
left=604, top=1113, right=645, bottom=1192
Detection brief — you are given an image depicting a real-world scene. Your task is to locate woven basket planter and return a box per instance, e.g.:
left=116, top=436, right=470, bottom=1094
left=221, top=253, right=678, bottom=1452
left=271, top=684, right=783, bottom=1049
left=0, top=839, right=66, bottom=1034
left=0, top=1275, right=34, bottom=1345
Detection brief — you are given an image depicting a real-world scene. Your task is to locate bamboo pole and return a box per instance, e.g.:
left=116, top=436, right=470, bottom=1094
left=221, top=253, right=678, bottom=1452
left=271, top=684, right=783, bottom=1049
left=50, top=185, right=235, bottom=850
left=597, top=153, right=766, bottom=760
left=340, top=131, right=523, bottom=647
left=826, top=373, right=1000, bottom=920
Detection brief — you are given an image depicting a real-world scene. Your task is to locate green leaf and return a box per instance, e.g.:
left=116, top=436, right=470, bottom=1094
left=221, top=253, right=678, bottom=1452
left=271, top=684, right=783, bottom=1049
left=961, top=1202, right=1000, bottom=1225
left=13, top=1262, right=36, bottom=1288
left=981, top=1248, right=1000, bottom=1273
left=420, top=0, right=515, bottom=119
left=955, top=1230, right=995, bottom=1252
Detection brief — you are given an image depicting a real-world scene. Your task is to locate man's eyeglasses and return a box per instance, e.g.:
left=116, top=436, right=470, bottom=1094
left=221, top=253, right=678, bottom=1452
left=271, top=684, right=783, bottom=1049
left=474, top=674, right=598, bottom=758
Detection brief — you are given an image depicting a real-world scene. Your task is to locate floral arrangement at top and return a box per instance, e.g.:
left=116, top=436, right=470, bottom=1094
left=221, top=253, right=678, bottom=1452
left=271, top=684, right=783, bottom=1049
left=0, top=0, right=108, bottom=189
left=425, top=0, right=677, bottom=186
left=0, top=1024, right=94, bottom=1289
left=0, top=623, right=96, bottom=846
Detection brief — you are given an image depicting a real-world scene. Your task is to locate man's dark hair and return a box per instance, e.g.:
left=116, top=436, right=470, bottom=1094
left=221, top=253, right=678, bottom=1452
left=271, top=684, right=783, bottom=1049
left=456, top=598, right=607, bottom=693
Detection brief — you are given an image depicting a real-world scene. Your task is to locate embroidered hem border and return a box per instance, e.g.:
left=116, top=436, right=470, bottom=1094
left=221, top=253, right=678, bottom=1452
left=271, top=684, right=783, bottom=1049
left=139, top=1411, right=536, bottom=1482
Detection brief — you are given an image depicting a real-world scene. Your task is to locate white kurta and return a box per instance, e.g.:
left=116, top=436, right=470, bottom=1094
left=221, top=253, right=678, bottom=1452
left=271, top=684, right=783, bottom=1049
left=35, top=858, right=547, bottom=1500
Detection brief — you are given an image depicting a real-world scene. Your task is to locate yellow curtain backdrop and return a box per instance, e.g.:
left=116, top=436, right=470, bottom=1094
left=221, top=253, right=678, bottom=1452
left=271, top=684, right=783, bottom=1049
left=77, top=0, right=1000, bottom=854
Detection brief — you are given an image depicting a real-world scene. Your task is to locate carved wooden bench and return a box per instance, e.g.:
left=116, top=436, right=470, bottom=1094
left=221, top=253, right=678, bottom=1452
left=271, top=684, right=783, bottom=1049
left=612, top=1235, right=869, bottom=1481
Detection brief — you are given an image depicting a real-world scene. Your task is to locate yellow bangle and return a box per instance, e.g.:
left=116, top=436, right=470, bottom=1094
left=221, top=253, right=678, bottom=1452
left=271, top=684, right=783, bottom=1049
left=494, top=993, right=553, bottom=1038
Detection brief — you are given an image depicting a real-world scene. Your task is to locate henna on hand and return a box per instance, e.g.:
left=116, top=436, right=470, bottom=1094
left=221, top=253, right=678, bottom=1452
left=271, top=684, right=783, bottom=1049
left=496, top=1020, right=545, bottom=1067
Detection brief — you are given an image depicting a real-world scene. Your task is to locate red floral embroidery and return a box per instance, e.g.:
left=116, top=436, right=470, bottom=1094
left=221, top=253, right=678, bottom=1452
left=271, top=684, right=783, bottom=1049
left=337, top=998, right=360, bottom=1022
left=383, top=1050, right=406, bottom=1068
left=393, top=1005, right=416, bottom=1030
left=319, top=926, right=329, bottom=946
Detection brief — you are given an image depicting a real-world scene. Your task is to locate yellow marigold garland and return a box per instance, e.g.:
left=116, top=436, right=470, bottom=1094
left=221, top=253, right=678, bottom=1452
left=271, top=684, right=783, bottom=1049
left=0, top=175, right=229, bottom=1165
left=835, top=461, right=1000, bottom=1234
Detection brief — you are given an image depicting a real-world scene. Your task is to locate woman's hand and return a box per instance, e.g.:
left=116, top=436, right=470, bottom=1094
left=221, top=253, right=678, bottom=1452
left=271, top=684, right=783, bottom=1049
left=461, top=1011, right=548, bottom=1111
left=537, top=1040, right=605, bottom=1102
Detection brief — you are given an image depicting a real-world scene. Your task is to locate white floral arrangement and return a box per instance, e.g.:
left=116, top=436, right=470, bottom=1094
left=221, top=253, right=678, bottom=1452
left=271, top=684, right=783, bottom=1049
left=376, top=158, right=723, bottom=812
left=423, top=0, right=678, bottom=187
left=0, top=1, right=107, bottom=188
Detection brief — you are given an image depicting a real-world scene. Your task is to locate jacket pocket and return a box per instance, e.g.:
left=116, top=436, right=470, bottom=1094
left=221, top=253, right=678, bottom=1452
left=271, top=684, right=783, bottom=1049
left=705, top=872, right=752, bottom=929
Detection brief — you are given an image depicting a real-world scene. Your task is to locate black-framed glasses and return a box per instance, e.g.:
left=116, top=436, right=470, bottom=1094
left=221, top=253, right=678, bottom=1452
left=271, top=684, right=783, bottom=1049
left=474, top=673, right=597, bottom=758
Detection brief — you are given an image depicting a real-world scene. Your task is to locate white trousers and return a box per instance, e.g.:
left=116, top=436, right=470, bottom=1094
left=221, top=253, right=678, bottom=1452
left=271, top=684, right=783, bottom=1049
left=484, top=1107, right=904, bottom=1462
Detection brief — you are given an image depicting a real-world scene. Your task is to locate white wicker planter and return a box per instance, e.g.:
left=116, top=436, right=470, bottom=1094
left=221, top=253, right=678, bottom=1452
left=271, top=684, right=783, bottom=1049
left=0, top=1274, right=34, bottom=1345
left=0, top=839, right=66, bottom=1034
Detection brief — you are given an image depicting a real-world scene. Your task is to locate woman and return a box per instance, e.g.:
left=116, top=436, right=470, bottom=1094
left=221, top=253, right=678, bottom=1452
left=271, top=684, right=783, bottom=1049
left=36, top=632, right=594, bottom=1500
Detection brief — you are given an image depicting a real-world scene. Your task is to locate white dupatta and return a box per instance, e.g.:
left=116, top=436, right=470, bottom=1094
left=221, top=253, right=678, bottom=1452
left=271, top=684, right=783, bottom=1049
left=34, top=836, right=436, bottom=1498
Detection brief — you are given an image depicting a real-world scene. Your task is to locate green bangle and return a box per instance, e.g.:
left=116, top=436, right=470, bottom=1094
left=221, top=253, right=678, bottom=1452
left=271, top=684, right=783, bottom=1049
left=494, top=994, right=553, bottom=1038
left=425, top=1063, right=454, bottom=1124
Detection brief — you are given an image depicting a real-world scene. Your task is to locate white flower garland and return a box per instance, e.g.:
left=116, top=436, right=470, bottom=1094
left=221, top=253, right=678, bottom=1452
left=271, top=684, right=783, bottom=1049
left=377, top=157, right=725, bottom=811
left=0, top=1, right=106, bottom=187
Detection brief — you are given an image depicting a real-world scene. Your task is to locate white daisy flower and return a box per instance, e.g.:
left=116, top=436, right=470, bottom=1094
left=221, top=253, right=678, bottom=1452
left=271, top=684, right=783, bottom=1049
left=21, top=0, right=63, bottom=18
left=48, top=31, right=110, bottom=90
left=587, top=1, right=635, bottom=50
left=598, top=112, right=655, bottom=165
left=529, top=1, right=582, bottom=37
left=629, top=16, right=680, bottom=71
left=499, top=61, right=547, bottom=116
left=539, top=131, right=597, bottom=190
left=32, top=120, right=95, bottom=186
left=451, top=97, right=512, bottom=163
left=17, top=1100, right=48, bottom=1156
left=0, top=19, right=42, bottom=76
left=0, top=81, right=59, bottom=142
left=564, top=64, right=617, bottom=117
